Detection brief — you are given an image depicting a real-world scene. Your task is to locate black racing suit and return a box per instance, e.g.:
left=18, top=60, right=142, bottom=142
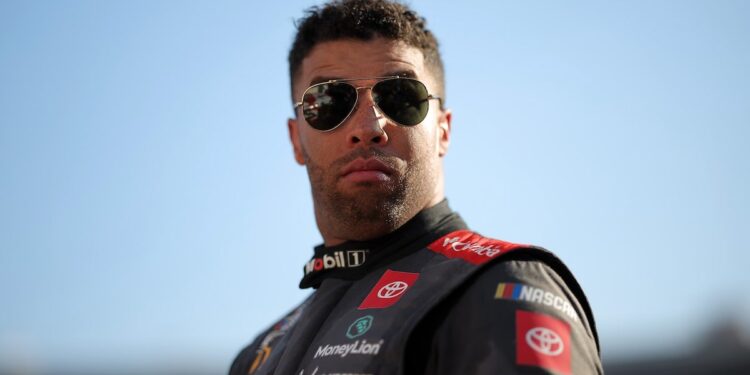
left=230, top=201, right=602, bottom=375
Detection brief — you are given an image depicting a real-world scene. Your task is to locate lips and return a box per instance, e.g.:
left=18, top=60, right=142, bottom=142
left=340, top=158, right=396, bottom=182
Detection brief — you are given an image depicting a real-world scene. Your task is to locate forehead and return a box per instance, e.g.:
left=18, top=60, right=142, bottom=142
left=295, top=38, right=429, bottom=92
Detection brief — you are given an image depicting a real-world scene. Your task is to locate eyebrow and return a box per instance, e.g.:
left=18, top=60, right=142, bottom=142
left=307, top=69, right=418, bottom=86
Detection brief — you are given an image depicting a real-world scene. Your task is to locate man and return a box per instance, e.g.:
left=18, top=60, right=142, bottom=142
left=231, top=1, right=602, bottom=374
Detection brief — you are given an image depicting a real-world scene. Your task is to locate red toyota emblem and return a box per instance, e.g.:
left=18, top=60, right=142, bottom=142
left=526, top=327, right=564, bottom=356
left=516, top=310, right=571, bottom=374
left=358, top=270, right=419, bottom=310
left=377, top=281, right=409, bottom=298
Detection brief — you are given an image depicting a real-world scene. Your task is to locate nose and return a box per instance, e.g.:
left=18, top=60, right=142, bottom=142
left=345, top=88, right=389, bottom=147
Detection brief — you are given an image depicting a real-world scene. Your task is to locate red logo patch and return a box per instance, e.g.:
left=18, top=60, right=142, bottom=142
left=358, top=269, right=419, bottom=310
left=516, top=310, right=571, bottom=375
left=427, top=230, right=526, bottom=265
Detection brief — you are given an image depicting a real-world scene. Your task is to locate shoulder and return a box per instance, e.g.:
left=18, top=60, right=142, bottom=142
left=457, top=252, right=595, bottom=337
left=409, top=230, right=602, bottom=374
left=228, top=298, right=309, bottom=375
left=425, top=229, right=598, bottom=343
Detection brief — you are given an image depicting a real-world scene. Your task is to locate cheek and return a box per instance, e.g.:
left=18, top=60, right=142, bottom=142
left=398, top=127, right=438, bottom=162
left=418, top=110, right=442, bottom=146
left=300, top=131, right=339, bottom=165
left=416, top=122, right=441, bottom=151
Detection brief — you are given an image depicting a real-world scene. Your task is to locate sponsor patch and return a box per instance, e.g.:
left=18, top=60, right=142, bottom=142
left=496, top=283, right=579, bottom=322
left=358, top=269, right=419, bottom=310
left=427, top=230, right=526, bottom=264
left=249, top=303, right=306, bottom=374
left=313, top=339, right=385, bottom=359
left=304, top=250, right=368, bottom=275
left=346, top=316, right=374, bottom=339
left=516, top=310, right=571, bottom=375
left=298, top=368, right=373, bottom=375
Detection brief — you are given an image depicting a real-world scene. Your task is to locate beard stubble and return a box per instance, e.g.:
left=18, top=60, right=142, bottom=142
left=302, top=147, right=435, bottom=241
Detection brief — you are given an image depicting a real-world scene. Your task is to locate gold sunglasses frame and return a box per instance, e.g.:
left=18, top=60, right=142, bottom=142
left=293, top=76, right=442, bottom=132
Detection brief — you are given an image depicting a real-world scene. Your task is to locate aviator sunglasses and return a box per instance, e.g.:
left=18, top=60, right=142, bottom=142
left=294, top=76, right=442, bottom=131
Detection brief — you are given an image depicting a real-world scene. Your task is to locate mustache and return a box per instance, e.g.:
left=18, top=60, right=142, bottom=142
left=333, top=148, right=397, bottom=169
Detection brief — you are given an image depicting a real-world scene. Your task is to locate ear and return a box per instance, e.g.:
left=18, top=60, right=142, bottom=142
left=288, top=118, right=306, bottom=165
left=437, top=108, right=452, bottom=157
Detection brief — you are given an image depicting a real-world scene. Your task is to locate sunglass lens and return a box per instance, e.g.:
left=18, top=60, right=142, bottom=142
left=373, top=79, right=430, bottom=126
left=302, top=82, right=357, bottom=131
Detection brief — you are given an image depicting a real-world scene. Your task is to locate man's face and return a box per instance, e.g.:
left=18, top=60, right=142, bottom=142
left=288, top=37, right=451, bottom=245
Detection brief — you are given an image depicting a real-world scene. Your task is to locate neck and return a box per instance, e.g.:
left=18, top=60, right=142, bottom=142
left=299, top=198, right=466, bottom=289
left=316, top=190, right=445, bottom=247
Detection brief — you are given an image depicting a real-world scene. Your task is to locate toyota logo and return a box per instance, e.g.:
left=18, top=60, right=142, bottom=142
left=377, top=281, right=409, bottom=299
left=525, top=327, right=564, bottom=356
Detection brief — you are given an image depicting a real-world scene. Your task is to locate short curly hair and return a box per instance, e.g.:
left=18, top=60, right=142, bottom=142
left=288, top=0, right=445, bottom=104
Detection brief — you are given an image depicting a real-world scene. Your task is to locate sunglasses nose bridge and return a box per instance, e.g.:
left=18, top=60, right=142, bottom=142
left=352, top=84, right=382, bottom=112
left=349, top=85, right=385, bottom=118
left=342, top=85, right=389, bottom=143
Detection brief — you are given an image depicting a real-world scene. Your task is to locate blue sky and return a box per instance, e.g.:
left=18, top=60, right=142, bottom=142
left=1, top=0, right=749, bottom=372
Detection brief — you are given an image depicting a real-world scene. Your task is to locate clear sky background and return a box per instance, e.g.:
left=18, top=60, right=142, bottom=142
left=1, top=0, right=749, bottom=373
